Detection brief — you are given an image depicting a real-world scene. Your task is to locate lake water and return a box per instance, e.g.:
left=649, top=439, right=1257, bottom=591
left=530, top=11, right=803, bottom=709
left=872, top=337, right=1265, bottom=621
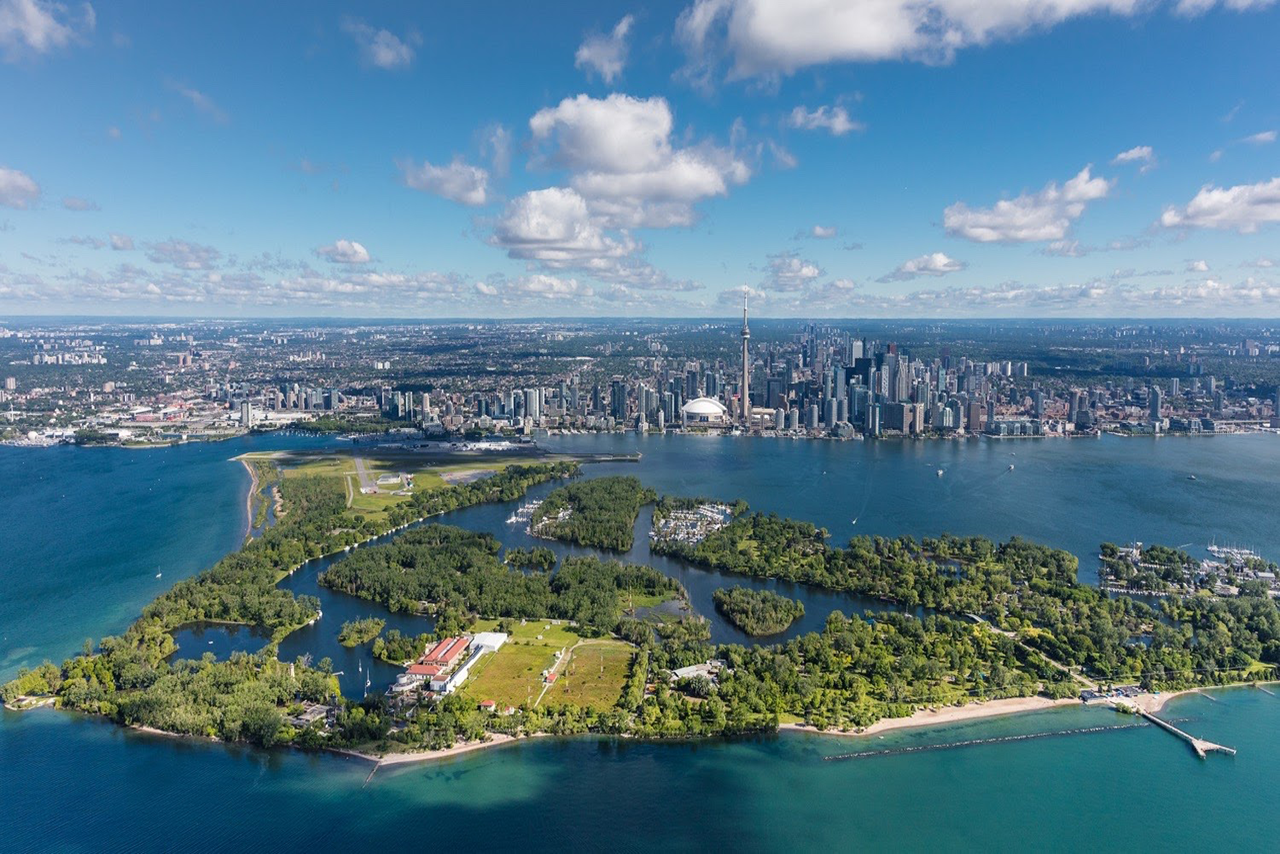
left=2, top=431, right=1279, bottom=851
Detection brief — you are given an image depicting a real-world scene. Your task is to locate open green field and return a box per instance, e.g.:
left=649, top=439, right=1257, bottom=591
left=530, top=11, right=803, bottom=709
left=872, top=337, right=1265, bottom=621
left=547, top=641, right=633, bottom=711
left=246, top=449, right=553, bottom=523
left=463, top=643, right=560, bottom=709
left=621, top=590, right=677, bottom=611
left=462, top=618, right=589, bottom=709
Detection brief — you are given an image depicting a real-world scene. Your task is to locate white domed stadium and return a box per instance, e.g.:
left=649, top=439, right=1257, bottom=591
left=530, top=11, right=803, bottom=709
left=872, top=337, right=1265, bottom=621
left=681, top=396, right=729, bottom=427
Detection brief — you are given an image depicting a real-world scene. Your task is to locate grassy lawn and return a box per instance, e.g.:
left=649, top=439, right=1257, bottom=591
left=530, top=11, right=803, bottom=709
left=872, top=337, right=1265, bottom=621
left=462, top=618, right=623, bottom=709
left=278, top=455, right=353, bottom=478
left=546, top=641, right=634, bottom=711
left=620, top=590, right=676, bottom=610
left=273, top=452, right=512, bottom=522
left=348, top=490, right=405, bottom=516
left=464, top=643, right=561, bottom=709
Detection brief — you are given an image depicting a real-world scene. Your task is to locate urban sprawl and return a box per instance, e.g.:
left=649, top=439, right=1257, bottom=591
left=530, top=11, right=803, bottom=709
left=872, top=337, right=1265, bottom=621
left=3, top=314, right=1280, bottom=447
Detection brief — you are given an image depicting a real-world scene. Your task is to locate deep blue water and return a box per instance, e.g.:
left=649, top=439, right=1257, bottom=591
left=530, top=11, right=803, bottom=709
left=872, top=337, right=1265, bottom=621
left=0, top=434, right=336, bottom=680
left=3, top=431, right=1280, bottom=852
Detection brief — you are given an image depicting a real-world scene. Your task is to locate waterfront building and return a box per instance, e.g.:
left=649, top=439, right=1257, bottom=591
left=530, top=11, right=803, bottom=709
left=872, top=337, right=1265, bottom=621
left=680, top=397, right=729, bottom=427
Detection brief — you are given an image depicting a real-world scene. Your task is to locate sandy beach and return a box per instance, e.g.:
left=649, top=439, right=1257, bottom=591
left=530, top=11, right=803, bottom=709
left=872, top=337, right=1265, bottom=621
left=779, top=682, right=1276, bottom=741
left=239, top=457, right=260, bottom=537
left=350, top=732, right=558, bottom=767
left=780, top=695, right=1083, bottom=739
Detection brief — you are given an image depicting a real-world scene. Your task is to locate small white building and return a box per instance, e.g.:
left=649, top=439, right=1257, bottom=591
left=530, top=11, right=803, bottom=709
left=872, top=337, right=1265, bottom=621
left=472, top=631, right=509, bottom=653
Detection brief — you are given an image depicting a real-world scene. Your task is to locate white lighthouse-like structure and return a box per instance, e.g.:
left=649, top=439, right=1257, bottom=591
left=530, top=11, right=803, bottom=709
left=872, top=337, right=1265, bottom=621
left=741, top=288, right=751, bottom=426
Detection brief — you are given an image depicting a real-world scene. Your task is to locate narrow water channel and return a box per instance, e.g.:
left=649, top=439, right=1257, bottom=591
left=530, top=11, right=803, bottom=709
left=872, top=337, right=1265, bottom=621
left=171, top=471, right=910, bottom=697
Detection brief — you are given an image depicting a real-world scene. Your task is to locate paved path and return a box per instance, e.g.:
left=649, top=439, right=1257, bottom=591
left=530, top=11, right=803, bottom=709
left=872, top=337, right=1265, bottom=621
left=532, top=638, right=617, bottom=707
left=968, top=613, right=1098, bottom=691
left=353, top=456, right=377, bottom=492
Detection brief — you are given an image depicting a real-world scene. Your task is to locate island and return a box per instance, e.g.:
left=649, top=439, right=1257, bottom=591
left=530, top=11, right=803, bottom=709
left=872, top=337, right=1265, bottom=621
left=712, top=586, right=805, bottom=636
left=5, top=468, right=1278, bottom=764
left=529, top=475, right=656, bottom=551
left=338, top=618, right=386, bottom=647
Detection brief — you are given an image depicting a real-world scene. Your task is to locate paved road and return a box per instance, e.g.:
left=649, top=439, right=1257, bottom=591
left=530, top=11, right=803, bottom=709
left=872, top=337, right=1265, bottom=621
left=353, top=456, right=377, bottom=492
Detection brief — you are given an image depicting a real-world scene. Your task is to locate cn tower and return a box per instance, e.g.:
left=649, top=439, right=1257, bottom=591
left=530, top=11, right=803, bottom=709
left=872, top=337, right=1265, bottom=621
left=741, top=287, right=750, bottom=426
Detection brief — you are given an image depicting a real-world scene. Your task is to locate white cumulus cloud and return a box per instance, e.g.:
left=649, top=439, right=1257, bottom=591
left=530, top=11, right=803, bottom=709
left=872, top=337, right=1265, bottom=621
left=0, top=0, right=95, bottom=62
left=944, top=166, right=1111, bottom=243
left=493, top=186, right=635, bottom=266
left=528, top=93, right=749, bottom=229
left=399, top=157, right=490, bottom=206
left=505, top=274, right=594, bottom=300
left=109, top=232, right=133, bottom=250
left=531, top=93, right=675, bottom=174
left=787, top=104, right=862, bottom=135
left=1160, top=176, right=1280, bottom=233
left=315, top=239, right=371, bottom=264
left=1112, top=145, right=1156, bottom=173
left=0, top=166, right=40, bottom=208
left=760, top=251, right=823, bottom=290
left=575, top=15, right=634, bottom=83
left=879, top=251, right=967, bottom=282
left=342, top=17, right=417, bottom=70
left=678, top=0, right=1152, bottom=79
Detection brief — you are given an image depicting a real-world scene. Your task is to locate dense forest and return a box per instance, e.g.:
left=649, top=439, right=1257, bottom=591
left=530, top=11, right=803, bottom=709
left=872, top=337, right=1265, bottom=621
left=712, top=586, right=805, bottom=636
left=11, top=470, right=1280, bottom=757
left=504, top=546, right=557, bottom=572
left=532, top=476, right=656, bottom=551
left=355, top=606, right=1073, bottom=750
left=1098, top=541, right=1201, bottom=593
left=654, top=507, right=1280, bottom=690
left=0, top=461, right=575, bottom=737
left=372, top=629, right=434, bottom=664
left=318, top=524, right=682, bottom=636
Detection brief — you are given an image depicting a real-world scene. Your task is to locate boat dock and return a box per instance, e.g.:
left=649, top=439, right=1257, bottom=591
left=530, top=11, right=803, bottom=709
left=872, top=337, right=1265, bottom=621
left=1119, top=703, right=1236, bottom=759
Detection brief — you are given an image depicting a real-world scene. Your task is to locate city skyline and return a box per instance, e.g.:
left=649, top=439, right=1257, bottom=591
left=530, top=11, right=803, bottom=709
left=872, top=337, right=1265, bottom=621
left=2, top=1, right=1279, bottom=318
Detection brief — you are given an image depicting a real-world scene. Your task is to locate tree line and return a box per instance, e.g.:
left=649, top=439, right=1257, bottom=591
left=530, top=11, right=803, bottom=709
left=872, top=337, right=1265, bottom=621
left=318, top=524, right=682, bottom=637
left=712, top=586, right=805, bottom=636
left=532, top=476, right=656, bottom=551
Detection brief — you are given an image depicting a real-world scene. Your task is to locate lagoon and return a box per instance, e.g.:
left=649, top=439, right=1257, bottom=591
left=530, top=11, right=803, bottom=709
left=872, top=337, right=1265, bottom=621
left=3, top=431, right=1279, bottom=851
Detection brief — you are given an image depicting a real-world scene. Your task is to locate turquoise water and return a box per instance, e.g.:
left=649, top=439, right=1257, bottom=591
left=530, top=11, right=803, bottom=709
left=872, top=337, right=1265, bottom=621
left=2, top=689, right=1276, bottom=852
left=3, top=432, right=1279, bottom=851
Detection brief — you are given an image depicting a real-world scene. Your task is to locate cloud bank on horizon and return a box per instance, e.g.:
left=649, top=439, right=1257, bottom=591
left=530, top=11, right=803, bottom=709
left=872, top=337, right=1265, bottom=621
left=0, top=0, right=1278, bottom=317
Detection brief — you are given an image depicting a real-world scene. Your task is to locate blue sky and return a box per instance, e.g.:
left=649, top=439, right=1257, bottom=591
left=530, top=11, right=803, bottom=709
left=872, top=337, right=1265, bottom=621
left=1, top=0, right=1278, bottom=317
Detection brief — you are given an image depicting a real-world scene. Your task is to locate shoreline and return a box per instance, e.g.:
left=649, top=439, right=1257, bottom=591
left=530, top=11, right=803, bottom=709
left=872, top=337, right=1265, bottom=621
left=348, top=732, right=552, bottom=767
left=780, top=695, right=1082, bottom=739
left=240, top=458, right=260, bottom=540
left=39, top=680, right=1276, bottom=767
left=779, top=681, right=1279, bottom=741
